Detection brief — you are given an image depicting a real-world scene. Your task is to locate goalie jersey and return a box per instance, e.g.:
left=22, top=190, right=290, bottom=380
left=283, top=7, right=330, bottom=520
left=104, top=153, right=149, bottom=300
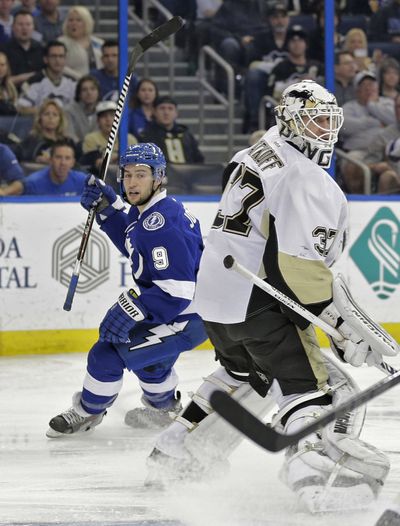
left=101, top=190, right=203, bottom=325
left=194, top=126, right=348, bottom=325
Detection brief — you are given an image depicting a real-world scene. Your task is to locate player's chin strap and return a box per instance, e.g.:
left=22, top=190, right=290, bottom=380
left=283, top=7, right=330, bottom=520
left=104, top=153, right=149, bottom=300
left=222, top=255, right=398, bottom=377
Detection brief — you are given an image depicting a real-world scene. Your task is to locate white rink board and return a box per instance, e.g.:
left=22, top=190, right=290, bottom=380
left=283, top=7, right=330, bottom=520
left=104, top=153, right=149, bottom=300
left=0, top=197, right=399, bottom=332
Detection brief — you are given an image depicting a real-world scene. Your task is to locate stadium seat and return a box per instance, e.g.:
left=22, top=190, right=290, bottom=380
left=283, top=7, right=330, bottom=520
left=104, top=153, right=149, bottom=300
left=338, top=15, right=369, bottom=35
left=289, top=14, right=317, bottom=33
left=167, top=162, right=225, bottom=195
left=368, top=41, right=400, bottom=61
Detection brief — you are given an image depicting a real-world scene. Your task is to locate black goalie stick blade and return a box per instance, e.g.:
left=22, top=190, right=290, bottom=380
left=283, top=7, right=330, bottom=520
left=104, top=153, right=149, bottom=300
left=210, top=369, right=400, bottom=452
left=129, top=16, right=184, bottom=71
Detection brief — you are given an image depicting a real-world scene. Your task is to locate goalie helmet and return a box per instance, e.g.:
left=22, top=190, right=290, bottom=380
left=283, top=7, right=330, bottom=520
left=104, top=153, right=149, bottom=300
left=274, top=80, right=344, bottom=168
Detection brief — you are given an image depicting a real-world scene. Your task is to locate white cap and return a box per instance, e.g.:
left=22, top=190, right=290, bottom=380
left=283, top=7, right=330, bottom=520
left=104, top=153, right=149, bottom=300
left=96, top=100, right=117, bottom=115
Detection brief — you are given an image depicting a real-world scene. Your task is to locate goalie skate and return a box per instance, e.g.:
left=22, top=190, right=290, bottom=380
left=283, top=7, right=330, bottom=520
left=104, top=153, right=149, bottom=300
left=125, top=392, right=182, bottom=430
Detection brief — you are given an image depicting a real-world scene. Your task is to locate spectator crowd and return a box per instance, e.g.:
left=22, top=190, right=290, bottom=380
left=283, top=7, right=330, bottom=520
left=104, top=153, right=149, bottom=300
left=1, top=0, right=400, bottom=195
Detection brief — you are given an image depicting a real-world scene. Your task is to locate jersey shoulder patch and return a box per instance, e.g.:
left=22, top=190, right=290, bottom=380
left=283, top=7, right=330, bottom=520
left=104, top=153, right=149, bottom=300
left=142, top=211, right=165, bottom=231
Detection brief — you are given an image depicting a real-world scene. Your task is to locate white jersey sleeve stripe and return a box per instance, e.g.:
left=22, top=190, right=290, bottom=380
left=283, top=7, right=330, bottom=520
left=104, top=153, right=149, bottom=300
left=153, top=279, right=195, bottom=300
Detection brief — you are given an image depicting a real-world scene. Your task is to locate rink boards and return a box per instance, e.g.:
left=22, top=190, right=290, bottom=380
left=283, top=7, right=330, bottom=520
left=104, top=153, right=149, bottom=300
left=0, top=195, right=399, bottom=356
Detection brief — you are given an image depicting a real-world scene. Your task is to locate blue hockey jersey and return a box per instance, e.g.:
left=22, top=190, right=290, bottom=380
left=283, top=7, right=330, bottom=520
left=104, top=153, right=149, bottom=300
left=101, top=190, right=204, bottom=325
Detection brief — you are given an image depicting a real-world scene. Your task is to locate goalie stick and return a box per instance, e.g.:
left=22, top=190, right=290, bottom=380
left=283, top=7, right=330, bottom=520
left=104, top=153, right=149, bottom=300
left=63, top=16, right=184, bottom=312
left=210, top=368, right=400, bottom=452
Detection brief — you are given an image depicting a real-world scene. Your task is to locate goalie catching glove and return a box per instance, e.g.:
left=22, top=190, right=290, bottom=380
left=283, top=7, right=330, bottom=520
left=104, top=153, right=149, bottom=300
left=99, top=288, right=146, bottom=343
left=320, top=274, right=398, bottom=367
left=81, top=174, right=125, bottom=224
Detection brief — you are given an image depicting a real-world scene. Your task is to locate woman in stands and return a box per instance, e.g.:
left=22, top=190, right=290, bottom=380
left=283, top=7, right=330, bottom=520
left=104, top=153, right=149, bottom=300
left=128, top=78, right=159, bottom=138
left=19, top=99, right=75, bottom=164
left=65, top=74, right=101, bottom=143
left=342, top=28, right=374, bottom=72
left=58, top=6, right=103, bottom=79
left=0, top=52, right=17, bottom=115
left=379, top=57, right=400, bottom=99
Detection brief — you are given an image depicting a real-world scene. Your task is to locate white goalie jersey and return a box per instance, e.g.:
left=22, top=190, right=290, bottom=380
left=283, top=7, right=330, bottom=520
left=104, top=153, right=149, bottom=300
left=194, top=125, right=348, bottom=324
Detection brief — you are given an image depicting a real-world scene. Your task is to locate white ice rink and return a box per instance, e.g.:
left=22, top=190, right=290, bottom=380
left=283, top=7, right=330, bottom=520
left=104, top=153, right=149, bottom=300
left=1, top=349, right=399, bottom=526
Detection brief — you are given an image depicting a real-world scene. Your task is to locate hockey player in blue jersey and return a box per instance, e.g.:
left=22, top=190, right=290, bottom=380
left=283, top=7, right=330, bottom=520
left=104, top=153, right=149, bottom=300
left=47, top=143, right=207, bottom=437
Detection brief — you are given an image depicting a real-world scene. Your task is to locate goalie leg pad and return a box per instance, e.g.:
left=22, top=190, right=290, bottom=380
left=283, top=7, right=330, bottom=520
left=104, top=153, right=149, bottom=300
left=146, top=367, right=275, bottom=485
left=279, top=353, right=390, bottom=512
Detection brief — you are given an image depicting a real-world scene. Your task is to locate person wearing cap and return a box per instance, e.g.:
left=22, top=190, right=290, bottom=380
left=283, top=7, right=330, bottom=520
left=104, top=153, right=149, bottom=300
left=339, top=70, right=396, bottom=193
left=139, top=95, right=204, bottom=164
left=267, top=25, right=323, bottom=100
left=80, top=99, right=137, bottom=174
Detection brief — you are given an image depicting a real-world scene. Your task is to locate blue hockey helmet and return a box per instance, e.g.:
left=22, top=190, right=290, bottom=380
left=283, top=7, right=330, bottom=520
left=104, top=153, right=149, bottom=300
left=119, top=143, right=166, bottom=183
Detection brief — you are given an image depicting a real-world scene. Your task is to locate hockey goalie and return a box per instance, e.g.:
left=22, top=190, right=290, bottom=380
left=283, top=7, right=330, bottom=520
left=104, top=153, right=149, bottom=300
left=145, top=80, right=399, bottom=513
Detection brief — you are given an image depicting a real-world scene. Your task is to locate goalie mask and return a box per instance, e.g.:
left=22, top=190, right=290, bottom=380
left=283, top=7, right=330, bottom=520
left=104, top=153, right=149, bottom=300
left=118, top=142, right=166, bottom=201
left=275, top=80, right=344, bottom=168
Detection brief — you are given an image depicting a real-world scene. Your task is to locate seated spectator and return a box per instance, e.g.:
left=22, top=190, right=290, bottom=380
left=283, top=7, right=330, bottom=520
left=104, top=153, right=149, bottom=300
left=334, top=50, right=357, bottom=106
left=342, top=27, right=375, bottom=72
left=1, top=9, right=44, bottom=89
left=207, top=0, right=263, bottom=93
left=90, top=39, right=120, bottom=100
left=12, top=0, right=42, bottom=41
left=267, top=25, right=323, bottom=101
left=186, top=0, right=222, bottom=73
left=369, top=0, right=400, bottom=43
left=128, top=78, right=158, bottom=137
left=0, top=141, right=24, bottom=195
left=34, top=0, right=64, bottom=44
left=65, top=74, right=100, bottom=143
left=16, top=40, right=75, bottom=114
left=1, top=139, right=86, bottom=195
left=80, top=100, right=137, bottom=174
left=140, top=95, right=204, bottom=163
left=12, top=0, right=39, bottom=17
left=58, top=5, right=103, bottom=80
left=0, top=50, right=17, bottom=113
left=19, top=98, right=74, bottom=162
left=379, top=57, right=400, bottom=98
left=340, top=70, right=396, bottom=192
left=242, top=3, right=290, bottom=132
left=362, top=93, right=400, bottom=193
left=0, top=0, right=15, bottom=42
left=308, top=5, right=345, bottom=63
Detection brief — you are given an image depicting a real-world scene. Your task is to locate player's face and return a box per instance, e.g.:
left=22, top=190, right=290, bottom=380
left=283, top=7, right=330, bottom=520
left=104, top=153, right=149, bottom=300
left=122, top=164, right=159, bottom=206
left=302, top=114, right=331, bottom=141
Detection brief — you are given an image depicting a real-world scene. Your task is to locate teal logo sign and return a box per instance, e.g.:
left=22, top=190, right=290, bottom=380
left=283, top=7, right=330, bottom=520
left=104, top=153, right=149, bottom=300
left=350, top=207, right=400, bottom=300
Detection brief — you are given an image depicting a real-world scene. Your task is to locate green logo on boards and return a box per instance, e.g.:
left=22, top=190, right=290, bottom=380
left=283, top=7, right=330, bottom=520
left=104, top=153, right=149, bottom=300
left=349, top=207, right=400, bottom=300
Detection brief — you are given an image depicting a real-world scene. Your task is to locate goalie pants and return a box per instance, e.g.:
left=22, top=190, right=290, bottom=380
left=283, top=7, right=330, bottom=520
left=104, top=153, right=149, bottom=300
left=80, top=315, right=207, bottom=414
left=204, top=306, right=329, bottom=398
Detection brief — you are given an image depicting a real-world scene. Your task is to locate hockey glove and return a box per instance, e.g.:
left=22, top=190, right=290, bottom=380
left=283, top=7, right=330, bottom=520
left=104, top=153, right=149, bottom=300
left=320, top=302, right=381, bottom=367
left=99, top=289, right=146, bottom=344
left=81, top=175, right=125, bottom=224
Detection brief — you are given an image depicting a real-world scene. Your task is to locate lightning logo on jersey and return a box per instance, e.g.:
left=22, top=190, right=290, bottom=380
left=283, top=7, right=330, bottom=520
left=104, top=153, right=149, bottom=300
left=128, top=321, right=189, bottom=351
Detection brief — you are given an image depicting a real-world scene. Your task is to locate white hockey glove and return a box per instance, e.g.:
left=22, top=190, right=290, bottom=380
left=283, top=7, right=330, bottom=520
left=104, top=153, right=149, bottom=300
left=320, top=274, right=399, bottom=367
left=81, top=174, right=125, bottom=224
left=320, top=302, right=376, bottom=367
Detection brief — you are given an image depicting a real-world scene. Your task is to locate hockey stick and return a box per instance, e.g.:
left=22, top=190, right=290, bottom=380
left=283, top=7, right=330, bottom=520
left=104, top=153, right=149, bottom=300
left=222, top=255, right=397, bottom=376
left=63, top=16, right=184, bottom=311
left=210, top=369, right=400, bottom=452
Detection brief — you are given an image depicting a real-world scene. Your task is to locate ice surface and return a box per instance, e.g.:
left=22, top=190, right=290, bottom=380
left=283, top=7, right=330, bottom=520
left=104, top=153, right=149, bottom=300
left=0, top=349, right=399, bottom=526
